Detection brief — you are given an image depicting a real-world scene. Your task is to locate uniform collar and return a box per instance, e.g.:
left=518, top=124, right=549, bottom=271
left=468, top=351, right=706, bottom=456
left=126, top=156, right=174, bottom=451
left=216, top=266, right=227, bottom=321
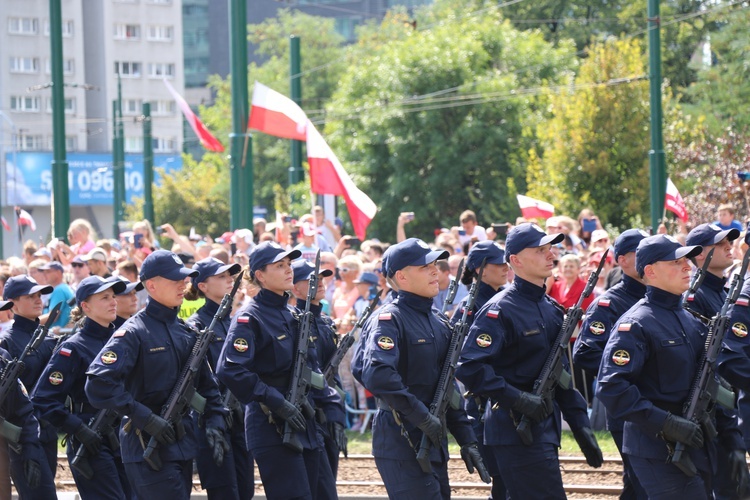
left=477, top=280, right=500, bottom=306
left=702, top=272, right=727, bottom=292
left=513, top=276, right=547, bottom=301
left=12, top=314, right=38, bottom=332
left=255, top=288, right=290, bottom=308
left=145, top=299, right=179, bottom=322
left=646, top=286, right=683, bottom=309
left=82, top=317, right=113, bottom=338
left=203, top=298, right=220, bottom=317
left=296, top=299, right=322, bottom=316
left=622, top=274, right=647, bottom=297
left=397, top=290, right=434, bottom=313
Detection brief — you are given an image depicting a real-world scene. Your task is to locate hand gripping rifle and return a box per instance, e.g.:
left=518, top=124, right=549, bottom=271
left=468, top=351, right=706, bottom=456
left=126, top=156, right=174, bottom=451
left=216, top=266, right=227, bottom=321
left=416, top=259, right=487, bottom=473
left=282, top=251, right=321, bottom=453
left=515, top=249, right=609, bottom=446
left=322, top=293, right=380, bottom=393
left=668, top=244, right=750, bottom=476
left=70, top=408, right=119, bottom=479
left=441, top=258, right=465, bottom=315
left=682, top=248, right=714, bottom=324
left=0, top=302, right=61, bottom=444
left=143, top=271, right=243, bottom=470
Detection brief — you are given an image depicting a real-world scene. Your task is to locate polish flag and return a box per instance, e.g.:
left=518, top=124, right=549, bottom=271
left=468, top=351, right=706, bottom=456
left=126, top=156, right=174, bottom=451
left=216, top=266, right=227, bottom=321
left=665, top=178, right=688, bottom=222
left=0, top=217, right=9, bottom=232
left=248, top=82, right=308, bottom=141
left=516, top=194, right=555, bottom=220
left=16, top=208, right=36, bottom=231
left=163, top=79, right=224, bottom=152
left=306, top=122, right=377, bottom=240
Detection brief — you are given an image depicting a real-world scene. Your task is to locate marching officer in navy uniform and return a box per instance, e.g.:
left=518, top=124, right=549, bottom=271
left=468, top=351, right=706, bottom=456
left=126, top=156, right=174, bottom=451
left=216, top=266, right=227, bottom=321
left=453, top=240, right=508, bottom=499
left=85, top=250, right=228, bottom=499
left=355, top=238, right=489, bottom=499
left=184, top=257, right=251, bottom=500
left=597, top=235, right=746, bottom=498
left=0, top=299, right=57, bottom=499
left=290, top=259, right=348, bottom=481
left=0, top=275, right=59, bottom=477
left=113, top=276, right=143, bottom=329
left=33, top=275, right=131, bottom=499
left=573, top=228, right=648, bottom=499
left=457, top=223, right=600, bottom=499
left=215, top=242, right=339, bottom=500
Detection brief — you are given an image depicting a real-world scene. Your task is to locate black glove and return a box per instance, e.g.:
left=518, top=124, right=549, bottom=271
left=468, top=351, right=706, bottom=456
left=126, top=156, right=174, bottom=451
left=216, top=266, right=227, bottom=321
left=205, top=427, right=230, bottom=468
left=572, top=427, right=603, bottom=468
left=728, top=449, right=750, bottom=497
left=23, top=459, right=40, bottom=489
left=329, top=421, right=348, bottom=458
left=661, top=413, right=703, bottom=449
left=274, top=400, right=306, bottom=431
left=460, top=443, right=491, bottom=483
left=417, top=414, right=443, bottom=447
left=512, top=392, right=551, bottom=423
left=143, top=413, right=176, bottom=445
left=75, top=423, right=103, bottom=456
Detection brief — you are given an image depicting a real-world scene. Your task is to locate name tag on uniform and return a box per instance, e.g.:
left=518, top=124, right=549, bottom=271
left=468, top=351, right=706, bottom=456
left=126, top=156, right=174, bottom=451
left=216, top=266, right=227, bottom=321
left=417, top=338, right=427, bottom=343
left=276, top=334, right=287, bottom=341
left=523, top=329, right=540, bottom=337
left=149, top=346, right=166, bottom=352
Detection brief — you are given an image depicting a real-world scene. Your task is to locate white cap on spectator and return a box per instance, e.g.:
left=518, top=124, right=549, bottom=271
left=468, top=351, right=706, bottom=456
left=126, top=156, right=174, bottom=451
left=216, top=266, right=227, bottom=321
left=591, top=229, right=609, bottom=243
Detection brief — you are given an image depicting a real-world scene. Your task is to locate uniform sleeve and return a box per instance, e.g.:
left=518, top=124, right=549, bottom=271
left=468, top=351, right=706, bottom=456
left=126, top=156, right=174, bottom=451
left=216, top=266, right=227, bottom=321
left=31, top=341, right=85, bottom=434
left=573, top=302, right=617, bottom=377
left=359, top=314, right=430, bottom=426
left=196, top=354, right=226, bottom=431
left=0, top=355, right=41, bottom=448
left=84, top=329, right=153, bottom=429
left=445, top=381, right=477, bottom=446
left=556, top=385, right=591, bottom=431
left=596, top=320, right=668, bottom=434
left=456, top=305, right=521, bottom=408
left=717, top=302, right=750, bottom=389
left=215, top=313, right=286, bottom=411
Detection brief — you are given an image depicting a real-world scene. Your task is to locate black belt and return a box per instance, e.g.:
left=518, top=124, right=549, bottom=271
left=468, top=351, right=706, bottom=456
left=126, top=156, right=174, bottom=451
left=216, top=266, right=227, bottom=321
left=260, top=374, right=290, bottom=389
left=652, top=400, right=685, bottom=415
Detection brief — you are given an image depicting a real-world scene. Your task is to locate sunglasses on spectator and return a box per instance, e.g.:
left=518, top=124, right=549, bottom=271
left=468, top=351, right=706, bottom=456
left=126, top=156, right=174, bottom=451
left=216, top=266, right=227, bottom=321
left=71, top=263, right=84, bottom=268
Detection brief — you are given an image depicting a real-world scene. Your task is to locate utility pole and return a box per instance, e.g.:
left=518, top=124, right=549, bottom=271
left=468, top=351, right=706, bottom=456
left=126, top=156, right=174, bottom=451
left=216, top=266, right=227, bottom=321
left=648, top=0, right=666, bottom=232
left=49, top=0, right=70, bottom=240
left=229, top=0, right=253, bottom=230
left=141, top=103, right=154, bottom=226
left=112, top=75, right=126, bottom=238
left=289, top=36, right=304, bottom=187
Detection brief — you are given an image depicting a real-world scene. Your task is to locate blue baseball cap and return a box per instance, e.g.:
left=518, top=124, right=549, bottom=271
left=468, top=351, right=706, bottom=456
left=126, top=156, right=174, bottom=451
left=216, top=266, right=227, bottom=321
left=39, top=261, right=64, bottom=272
left=109, top=276, right=144, bottom=295
left=291, top=260, right=333, bottom=284
left=381, top=245, right=393, bottom=276
left=635, top=235, right=702, bottom=277
left=249, top=242, right=301, bottom=274
left=385, top=238, right=448, bottom=278
left=686, top=223, right=740, bottom=248
left=140, top=250, right=199, bottom=282
left=192, top=257, right=241, bottom=287
left=354, top=271, right=380, bottom=286
left=613, top=229, right=650, bottom=259
left=75, top=275, right=126, bottom=306
left=505, top=223, right=564, bottom=257
left=3, top=275, right=53, bottom=300
left=467, top=241, right=506, bottom=272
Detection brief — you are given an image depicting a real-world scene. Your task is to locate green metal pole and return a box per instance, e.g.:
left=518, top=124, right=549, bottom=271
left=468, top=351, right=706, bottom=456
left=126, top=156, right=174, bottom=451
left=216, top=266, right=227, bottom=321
left=50, top=0, right=69, bottom=240
left=142, top=103, right=154, bottom=226
left=229, top=0, right=252, bottom=230
left=112, top=100, right=120, bottom=238
left=648, top=0, right=666, bottom=232
left=289, top=35, right=303, bottom=186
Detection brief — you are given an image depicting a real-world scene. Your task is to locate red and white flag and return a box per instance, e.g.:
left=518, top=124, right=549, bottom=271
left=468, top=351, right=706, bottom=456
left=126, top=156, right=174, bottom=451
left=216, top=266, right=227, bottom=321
left=163, top=79, right=224, bottom=152
left=0, top=217, right=9, bottom=232
left=665, top=178, right=688, bottom=222
left=248, top=82, right=308, bottom=141
left=516, top=194, right=555, bottom=220
left=306, top=122, right=376, bottom=240
left=16, top=208, right=36, bottom=231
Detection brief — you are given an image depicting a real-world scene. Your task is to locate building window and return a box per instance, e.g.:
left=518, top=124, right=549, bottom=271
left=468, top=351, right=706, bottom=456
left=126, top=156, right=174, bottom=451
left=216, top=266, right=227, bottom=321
left=122, top=99, right=143, bottom=116
left=66, top=136, right=78, bottom=151
left=125, top=137, right=143, bottom=152
left=10, top=96, right=41, bottom=112
left=146, top=24, right=173, bottom=41
left=147, top=63, right=174, bottom=79
left=152, top=100, right=176, bottom=115
left=45, top=58, right=75, bottom=75
left=147, top=0, right=172, bottom=5
left=9, top=57, right=40, bottom=73
left=8, top=17, right=39, bottom=35
left=19, top=135, right=44, bottom=151
left=44, top=20, right=74, bottom=37
left=153, top=137, right=176, bottom=152
left=114, top=23, right=141, bottom=40
left=46, top=97, right=75, bottom=114
left=114, top=61, right=141, bottom=78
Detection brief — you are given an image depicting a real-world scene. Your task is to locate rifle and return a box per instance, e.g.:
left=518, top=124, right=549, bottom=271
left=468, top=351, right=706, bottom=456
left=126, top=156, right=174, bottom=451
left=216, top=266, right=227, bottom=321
left=668, top=245, right=750, bottom=476
left=282, top=251, right=321, bottom=453
left=0, top=302, right=61, bottom=444
left=441, top=258, right=465, bottom=315
left=143, top=271, right=243, bottom=471
left=416, top=259, right=487, bottom=473
left=322, top=293, right=380, bottom=392
left=69, top=408, right=119, bottom=479
left=515, top=249, right=609, bottom=445
left=682, top=248, right=714, bottom=324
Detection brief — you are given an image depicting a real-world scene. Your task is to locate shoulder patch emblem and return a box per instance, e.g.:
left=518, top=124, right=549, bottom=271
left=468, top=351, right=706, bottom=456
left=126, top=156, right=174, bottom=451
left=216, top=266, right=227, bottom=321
left=48, top=371, right=63, bottom=385
left=589, top=321, right=606, bottom=336
left=59, top=347, right=72, bottom=357
left=101, top=351, right=118, bottom=365
left=737, top=298, right=749, bottom=307
left=487, top=309, right=499, bottom=319
left=476, top=334, right=492, bottom=348
left=379, top=312, right=392, bottom=321
left=237, top=316, right=250, bottom=324
left=598, top=298, right=611, bottom=307
left=612, top=350, right=630, bottom=366
left=113, top=329, right=127, bottom=338
left=732, top=323, right=748, bottom=338
left=377, top=336, right=394, bottom=350
left=618, top=323, right=632, bottom=332
left=233, top=338, right=249, bottom=352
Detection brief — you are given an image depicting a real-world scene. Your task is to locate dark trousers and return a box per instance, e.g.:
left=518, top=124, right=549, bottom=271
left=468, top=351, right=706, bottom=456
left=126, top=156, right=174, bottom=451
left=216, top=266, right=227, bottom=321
left=317, top=444, right=339, bottom=500
left=254, top=445, right=321, bottom=499
left=375, top=456, right=450, bottom=500
left=67, top=441, right=130, bottom=499
left=8, top=443, right=57, bottom=500
left=124, top=459, right=193, bottom=499
left=196, top=425, right=240, bottom=500
left=323, top=433, right=340, bottom=478
left=491, top=443, right=566, bottom=499
left=609, top=427, right=648, bottom=499
left=629, top=455, right=711, bottom=500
